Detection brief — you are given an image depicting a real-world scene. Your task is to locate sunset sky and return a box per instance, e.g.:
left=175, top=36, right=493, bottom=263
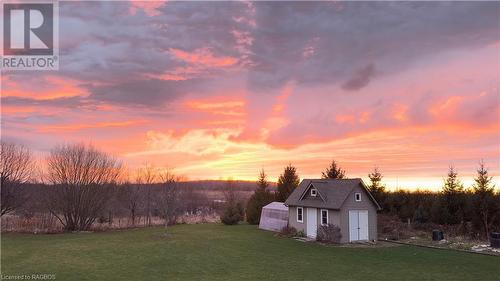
left=1, top=1, right=499, bottom=190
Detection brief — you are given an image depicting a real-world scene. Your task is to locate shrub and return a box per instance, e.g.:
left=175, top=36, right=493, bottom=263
left=316, top=224, right=342, bottom=244
left=296, top=230, right=306, bottom=238
left=220, top=202, right=244, bottom=225
left=279, top=225, right=297, bottom=237
left=97, top=216, right=109, bottom=224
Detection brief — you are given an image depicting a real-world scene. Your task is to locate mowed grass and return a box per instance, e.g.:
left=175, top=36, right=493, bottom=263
left=1, top=224, right=499, bottom=281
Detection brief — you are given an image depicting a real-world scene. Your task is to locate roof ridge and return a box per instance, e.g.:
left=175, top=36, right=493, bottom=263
left=285, top=178, right=372, bottom=209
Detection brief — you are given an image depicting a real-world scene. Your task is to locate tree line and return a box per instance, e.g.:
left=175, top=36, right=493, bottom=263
left=1, top=142, right=211, bottom=232
left=243, top=160, right=500, bottom=238
left=2, top=141, right=499, bottom=237
left=380, top=164, right=499, bottom=238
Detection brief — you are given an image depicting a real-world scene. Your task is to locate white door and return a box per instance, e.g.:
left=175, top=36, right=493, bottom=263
left=358, top=211, right=369, bottom=240
left=349, top=210, right=369, bottom=242
left=306, top=208, right=317, bottom=238
left=349, top=211, right=359, bottom=241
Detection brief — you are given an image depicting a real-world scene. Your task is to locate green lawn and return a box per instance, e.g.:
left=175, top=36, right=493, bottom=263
left=1, top=224, right=498, bottom=281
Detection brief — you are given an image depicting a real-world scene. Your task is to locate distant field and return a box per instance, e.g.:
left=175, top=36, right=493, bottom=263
left=1, top=224, right=498, bottom=281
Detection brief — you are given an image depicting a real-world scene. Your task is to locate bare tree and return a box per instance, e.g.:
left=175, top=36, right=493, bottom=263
left=157, top=171, right=181, bottom=230
left=122, top=182, right=142, bottom=226
left=45, top=143, right=122, bottom=231
left=1, top=142, right=36, bottom=216
left=136, top=164, right=158, bottom=226
left=179, top=186, right=210, bottom=215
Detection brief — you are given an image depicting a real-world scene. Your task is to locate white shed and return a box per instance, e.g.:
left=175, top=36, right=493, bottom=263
left=258, top=202, right=289, bottom=232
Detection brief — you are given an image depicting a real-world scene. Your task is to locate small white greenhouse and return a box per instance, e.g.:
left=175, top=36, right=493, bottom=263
left=258, top=202, right=289, bottom=232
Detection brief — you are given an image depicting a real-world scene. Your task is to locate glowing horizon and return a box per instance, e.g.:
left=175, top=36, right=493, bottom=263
left=1, top=1, right=499, bottom=192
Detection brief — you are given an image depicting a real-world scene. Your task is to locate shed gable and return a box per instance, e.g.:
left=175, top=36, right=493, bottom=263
left=284, top=178, right=381, bottom=210
left=299, top=183, right=326, bottom=202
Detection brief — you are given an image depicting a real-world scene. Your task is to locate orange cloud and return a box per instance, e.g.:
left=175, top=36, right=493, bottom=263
left=147, top=73, right=188, bottom=81
left=122, top=124, right=499, bottom=191
left=261, top=83, right=294, bottom=139
left=392, top=103, right=409, bottom=122
left=272, top=83, right=293, bottom=113
left=271, top=92, right=291, bottom=114
left=429, top=95, right=465, bottom=118
left=40, top=120, right=147, bottom=133
left=2, top=75, right=87, bottom=100
left=150, top=48, right=239, bottom=81
left=335, top=114, right=355, bottom=124
left=359, top=111, right=371, bottom=124
left=169, top=48, right=238, bottom=68
left=1, top=106, right=37, bottom=114
left=186, top=99, right=245, bottom=117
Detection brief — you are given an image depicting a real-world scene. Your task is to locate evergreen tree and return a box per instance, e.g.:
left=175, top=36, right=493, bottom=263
left=443, top=166, right=464, bottom=194
left=430, top=198, right=449, bottom=225
left=413, top=204, right=429, bottom=223
left=257, top=169, right=269, bottom=191
left=441, top=166, right=465, bottom=225
left=321, top=160, right=346, bottom=179
left=276, top=164, right=300, bottom=202
left=246, top=170, right=274, bottom=224
left=368, top=167, right=386, bottom=206
left=220, top=180, right=244, bottom=225
left=221, top=202, right=244, bottom=225
left=472, top=161, right=497, bottom=237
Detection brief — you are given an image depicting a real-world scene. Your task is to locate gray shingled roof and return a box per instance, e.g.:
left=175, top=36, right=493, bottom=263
left=284, top=178, right=381, bottom=210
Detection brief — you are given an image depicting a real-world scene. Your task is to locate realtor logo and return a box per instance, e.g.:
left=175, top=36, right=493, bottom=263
left=1, top=1, right=59, bottom=70
left=4, top=3, right=54, bottom=55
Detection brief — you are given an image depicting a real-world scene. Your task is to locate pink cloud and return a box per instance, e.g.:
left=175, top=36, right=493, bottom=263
left=2, top=2, right=499, bottom=190
left=169, top=48, right=238, bottom=68
left=39, top=120, right=148, bottom=133
left=147, top=48, right=240, bottom=81
left=2, top=75, right=88, bottom=100
left=129, top=1, right=167, bottom=17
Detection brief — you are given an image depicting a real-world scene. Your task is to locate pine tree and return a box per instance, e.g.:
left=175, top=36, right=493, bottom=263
left=220, top=181, right=244, bottom=225
left=368, top=167, right=386, bottom=206
left=246, top=170, right=274, bottom=224
left=276, top=164, right=300, bottom=202
left=441, top=166, right=465, bottom=225
left=321, top=160, right=346, bottom=179
left=221, top=202, right=244, bottom=225
left=257, top=169, right=269, bottom=191
left=472, top=161, right=497, bottom=237
left=443, top=166, right=464, bottom=194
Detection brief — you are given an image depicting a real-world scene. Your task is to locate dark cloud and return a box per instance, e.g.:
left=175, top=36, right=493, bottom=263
left=85, top=78, right=201, bottom=107
left=341, top=64, right=376, bottom=91
left=246, top=1, right=500, bottom=90
left=5, top=1, right=499, bottom=108
left=49, top=1, right=255, bottom=107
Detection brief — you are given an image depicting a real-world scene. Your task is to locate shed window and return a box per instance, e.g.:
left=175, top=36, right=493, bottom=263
left=355, top=193, right=362, bottom=202
left=310, top=188, right=317, bottom=197
left=297, top=207, right=303, bottom=223
left=321, top=209, right=328, bottom=225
